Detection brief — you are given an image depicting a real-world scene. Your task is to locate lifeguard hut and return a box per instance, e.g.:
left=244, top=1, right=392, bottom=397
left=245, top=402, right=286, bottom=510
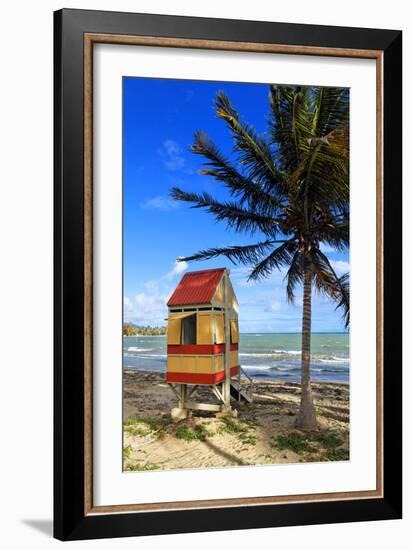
left=166, top=268, right=252, bottom=420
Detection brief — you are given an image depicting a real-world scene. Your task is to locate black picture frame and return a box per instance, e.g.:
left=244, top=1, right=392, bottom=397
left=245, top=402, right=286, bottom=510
left=54, top=8, right=402, bottom=541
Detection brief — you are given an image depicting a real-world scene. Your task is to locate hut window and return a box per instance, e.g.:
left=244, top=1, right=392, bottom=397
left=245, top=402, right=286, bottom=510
left=197, top=312, right=213, bottom=344
left=182, top=314, right=197, bottom=344
left=230, top=319, right=239, bottom=344
left=215, top=313, right=225, bottom=344
left=167, top=312, right=195, bottom=345
left=167, top=317, right=182, bottom=345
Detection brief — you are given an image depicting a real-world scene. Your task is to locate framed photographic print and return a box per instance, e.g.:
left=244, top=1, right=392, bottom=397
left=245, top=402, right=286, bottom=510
left=54, top=8, right=402, bottom=541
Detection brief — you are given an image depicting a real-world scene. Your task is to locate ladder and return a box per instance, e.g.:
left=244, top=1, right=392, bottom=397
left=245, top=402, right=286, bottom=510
left=230, top=367, right=253, bottom=403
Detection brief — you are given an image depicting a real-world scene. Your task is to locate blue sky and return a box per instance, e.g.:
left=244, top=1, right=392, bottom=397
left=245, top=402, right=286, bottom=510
left=123, top=77, right=349, bottom=333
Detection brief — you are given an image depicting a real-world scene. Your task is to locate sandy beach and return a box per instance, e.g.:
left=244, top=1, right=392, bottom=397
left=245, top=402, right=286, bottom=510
left=123, top=369, right=349, bottom=472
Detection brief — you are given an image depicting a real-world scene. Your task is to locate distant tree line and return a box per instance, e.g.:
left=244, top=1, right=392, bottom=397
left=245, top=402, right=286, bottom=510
left=123, top=323, right=167, bottom=336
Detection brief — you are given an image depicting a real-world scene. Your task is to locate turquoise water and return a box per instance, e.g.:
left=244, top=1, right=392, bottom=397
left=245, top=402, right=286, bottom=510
left=123, top=332, right=349, bottom=383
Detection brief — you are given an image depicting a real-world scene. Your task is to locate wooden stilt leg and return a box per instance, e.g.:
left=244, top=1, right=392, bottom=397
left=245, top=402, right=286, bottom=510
left=178, top=384, right=185, bottom=409
left=171, top=384, right=191, bottom=422
left=182, top=384, right=187, bottom=410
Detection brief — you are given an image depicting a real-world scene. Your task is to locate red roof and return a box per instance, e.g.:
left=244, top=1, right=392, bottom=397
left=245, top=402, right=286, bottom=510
left=167, top=268, right=225, bottom=306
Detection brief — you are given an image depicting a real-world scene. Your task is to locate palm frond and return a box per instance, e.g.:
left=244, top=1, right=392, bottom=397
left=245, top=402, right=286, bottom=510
left=316, top=218, right=349, bottom=251
left=191, top=131, right=284, bottom=215
left=301, top=143, right=349, bottom=210
left=334, top=272, right=350, bottom=328
left=312, top=87, right=349, bottom=137
left=270, top=86, right=349, bottom=213
left=248, top=239, right=298, bottom=281
left=310, top=249, right=350, bottom=327
left=170, top=188, right=277, bottom=237
left=177, top=240, right=281, bottom=264
left=269, top=85, right=313, bottom=172
left=214, top=91, right=284, bottom=192
left=285, top=250, right=304, bottom=303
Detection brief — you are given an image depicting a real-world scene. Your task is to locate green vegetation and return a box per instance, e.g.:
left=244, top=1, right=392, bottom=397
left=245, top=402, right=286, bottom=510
left=175, top=423, right=211, bottom=442
left=272, top=430, right=348, bottom=461
left=124, top=417, right=167, bottom=430
left=123, top=445, right=132, bottom=459
left=239, top=433, right=257, bottom=446
left=124, top=417, right=169, bottom=438
left=171, top=86, right=350, bottom=432
left=126, top=462, right=161, bottom=472
left=123, top=323, right=166, bottom=336
left=324, top=447, right=349, bottom=461
left=125, top=424, right=153, bottom=437
left=218, top=417, right=257, bottom=446
left=314, top=431, right=343, bottom=450
left=273, top=432, right=318, bottom=454
left=219, top=417, right=246, bottom=434
left=172, top=419, right=257, bottom=445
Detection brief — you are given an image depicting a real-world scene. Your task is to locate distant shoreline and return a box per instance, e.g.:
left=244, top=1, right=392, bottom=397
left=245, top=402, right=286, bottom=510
left=123, top=334, right=165, bottom=337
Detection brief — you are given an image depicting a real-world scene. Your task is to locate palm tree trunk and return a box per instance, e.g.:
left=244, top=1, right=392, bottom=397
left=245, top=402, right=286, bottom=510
left=296, top=263, right=318, bottom=431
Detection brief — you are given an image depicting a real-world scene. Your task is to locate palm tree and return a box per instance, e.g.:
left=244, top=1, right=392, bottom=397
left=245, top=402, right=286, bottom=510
left=171, top=85, right=349, bottom=431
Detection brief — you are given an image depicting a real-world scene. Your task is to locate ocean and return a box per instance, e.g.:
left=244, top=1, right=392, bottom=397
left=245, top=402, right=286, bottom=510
left=123, top=332, right=349, bottom=383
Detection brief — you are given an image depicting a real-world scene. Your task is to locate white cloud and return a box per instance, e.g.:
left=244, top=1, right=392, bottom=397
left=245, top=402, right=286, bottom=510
left=134, top=293, right=167, bottom=316
left=239, top=287, right=285, bottom=316
left=166, top=260, right=188, bottom=279
left=159, top=139, right=185, bottom=171
left=234, top=266, right=287, bottom=288
left=237, top=278, right=255, bottom=288
left=123, top=296, right=134, bottom=316
left=330, top=260, right=350, bottom=276
left=320, top=243, right=336, bottom=254
left=264, top=301, right=282, bottom=313
left=140, top=195, right=179, bottom=211
left=230, top=266, right=251, bottom=276
left=145, top=279, right=159, bottom=290
left=124, top=261, right=189, bottom=325
left=124, top=291, right=170, bottom=325
left=294, top=296, right=303, bottom=307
